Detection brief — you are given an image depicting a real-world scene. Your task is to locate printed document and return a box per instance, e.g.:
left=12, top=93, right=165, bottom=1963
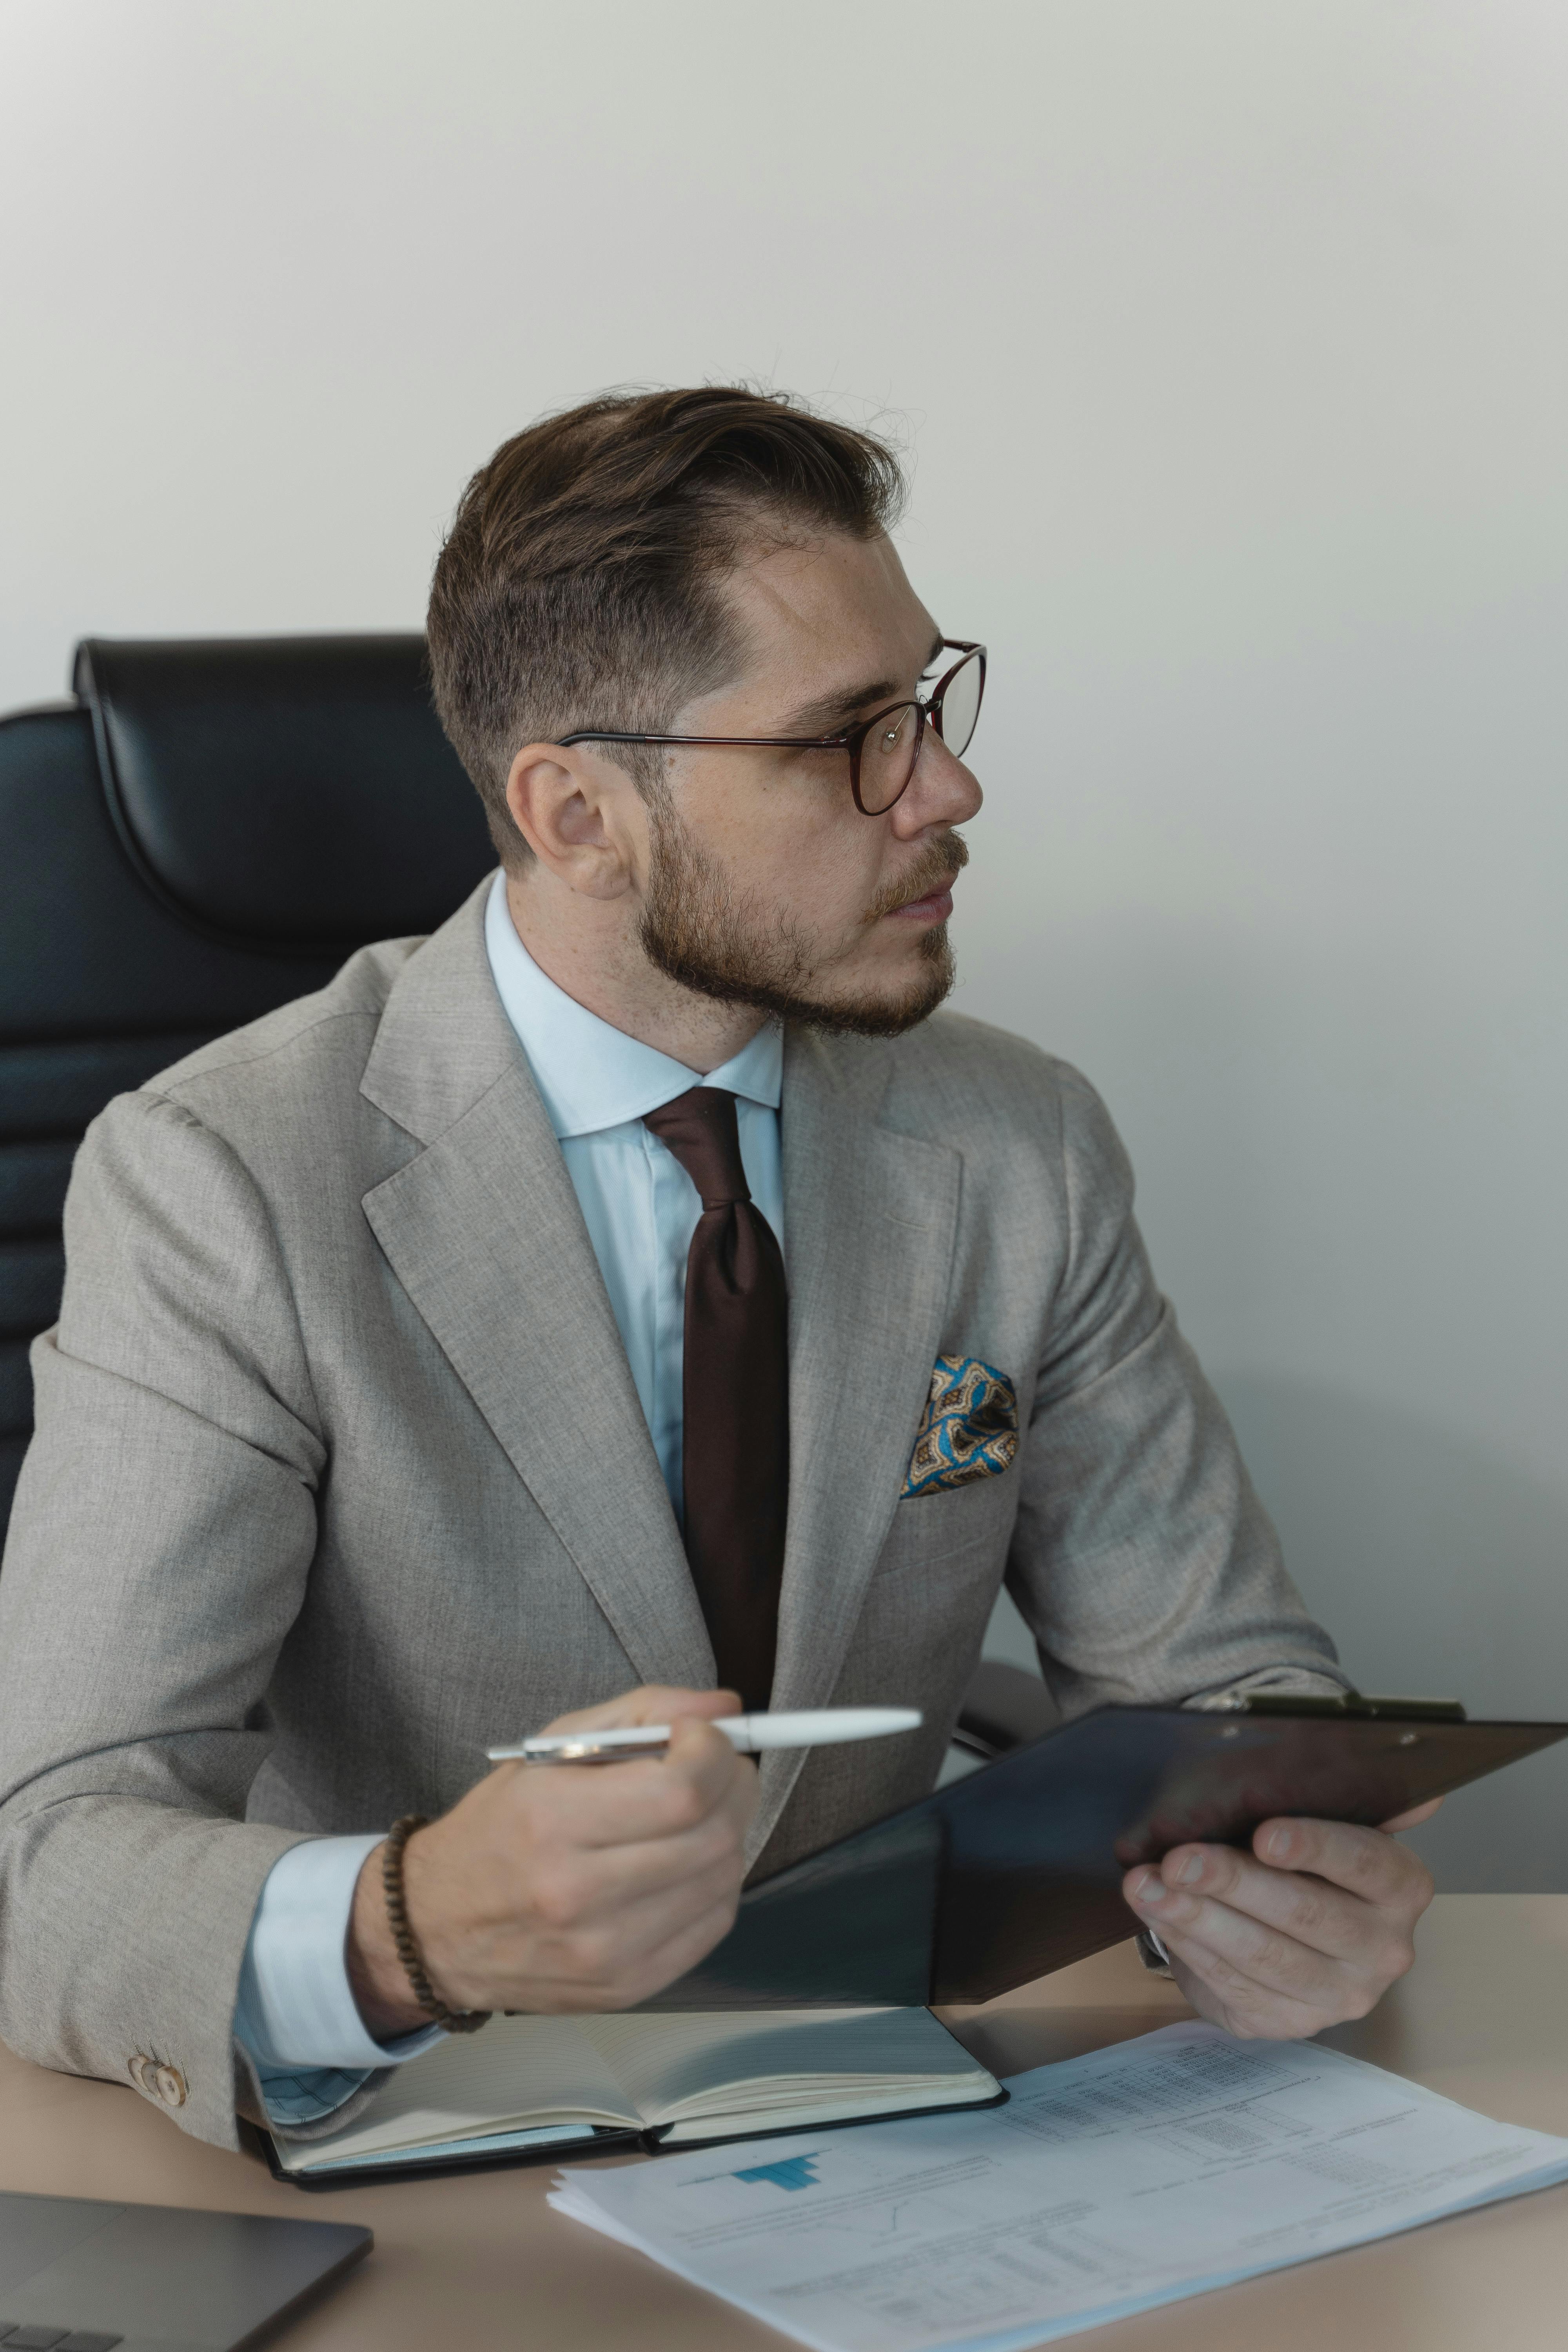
left=550, top=2019, right=1568, bottom=2352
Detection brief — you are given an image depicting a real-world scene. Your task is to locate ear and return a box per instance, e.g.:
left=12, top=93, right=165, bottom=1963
left=504, top=742, right=646, bottom=899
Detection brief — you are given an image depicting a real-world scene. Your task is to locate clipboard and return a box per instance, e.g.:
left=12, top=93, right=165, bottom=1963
left=639, top=1696, right=1568, bottom=2013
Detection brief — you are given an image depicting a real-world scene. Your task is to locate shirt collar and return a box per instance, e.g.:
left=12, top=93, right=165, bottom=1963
left=483, top=871, right=782, bottom=1141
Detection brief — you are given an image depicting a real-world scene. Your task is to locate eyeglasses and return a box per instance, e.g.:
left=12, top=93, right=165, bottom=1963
left=557, top=639, right=986, bottom=817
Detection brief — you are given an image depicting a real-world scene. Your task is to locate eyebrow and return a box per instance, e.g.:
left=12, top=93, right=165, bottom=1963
left=770, top=630, right=946, bottom=738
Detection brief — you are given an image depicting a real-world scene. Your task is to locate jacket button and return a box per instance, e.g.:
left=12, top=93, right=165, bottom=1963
left=128, top=2053, right=187, bottom=2107
left=152, top=2063, right=188, bottom=2108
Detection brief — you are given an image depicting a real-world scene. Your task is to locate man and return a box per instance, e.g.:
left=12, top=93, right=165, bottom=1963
left=0, top=388, right=1431, bottom=2151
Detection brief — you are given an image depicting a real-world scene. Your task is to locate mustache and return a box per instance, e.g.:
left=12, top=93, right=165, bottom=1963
left=864, top=830, right=970, bottom=924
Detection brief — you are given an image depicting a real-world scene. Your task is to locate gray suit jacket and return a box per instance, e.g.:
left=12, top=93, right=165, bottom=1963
left=0, top=878, right=1341, bottom=2147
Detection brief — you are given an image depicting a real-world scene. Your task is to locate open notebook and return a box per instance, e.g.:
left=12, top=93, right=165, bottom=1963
left=265, top=2006, right=1002, bottom=2185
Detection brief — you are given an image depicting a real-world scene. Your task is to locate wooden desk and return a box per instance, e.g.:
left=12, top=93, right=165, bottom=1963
left=2, top=1895, right=1565, bottom=2350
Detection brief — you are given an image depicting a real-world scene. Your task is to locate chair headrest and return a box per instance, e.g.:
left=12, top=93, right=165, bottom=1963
left=73, top=635, right=497, bottom=949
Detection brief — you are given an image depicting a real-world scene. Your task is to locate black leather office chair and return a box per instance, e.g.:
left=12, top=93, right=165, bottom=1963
left=0, top=634, right=495, bottom=1531
left=948, top=1658, right=1058, bottom=1756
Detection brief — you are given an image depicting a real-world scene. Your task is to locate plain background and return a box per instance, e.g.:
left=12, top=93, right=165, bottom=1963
left=2, top=1, right=1564, bottom=1888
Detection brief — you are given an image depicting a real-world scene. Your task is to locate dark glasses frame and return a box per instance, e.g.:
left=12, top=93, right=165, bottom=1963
left=557, top=639, right=986, bottom=816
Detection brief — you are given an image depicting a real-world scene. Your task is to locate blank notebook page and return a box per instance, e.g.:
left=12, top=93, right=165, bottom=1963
left=579, top=2007, right=986, bottom=2123
left=282, top=2016, right=636, bottom=2163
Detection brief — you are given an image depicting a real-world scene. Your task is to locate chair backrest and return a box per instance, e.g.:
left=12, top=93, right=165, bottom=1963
left=0, top=634, right=496, bottom=1531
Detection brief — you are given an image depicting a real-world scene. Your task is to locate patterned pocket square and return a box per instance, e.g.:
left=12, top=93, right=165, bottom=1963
left=903, top=1354, right=1019, bottom=1499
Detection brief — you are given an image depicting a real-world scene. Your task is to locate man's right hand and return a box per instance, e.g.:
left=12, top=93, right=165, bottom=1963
left=347, top=1686, right=758, bottom=2040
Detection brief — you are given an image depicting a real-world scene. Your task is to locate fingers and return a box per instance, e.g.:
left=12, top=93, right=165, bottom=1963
left=468, top=1740, right=753, bottom=2010
left=413, top=1748, right=753, bottom=2013
left=392, top=1689, right=761, bottom=2019
left=1252, top=1816, right=1434, bottom=1917
left=1132, top=1826, right=1416, bottom=1961
left=524, top=1751, right=757, bottom=1919
left=490, top=1715, right=757, bottom=1851
left=1122, top=1817, right=1431, bottom=2039
left=1153, top=1933, right=1332, bottom=2043
left=535, top=1789, right=747, bottom=1915
left=491, top=1718, right=753, bottom=1906
left=1132, top=1819, right=1432, bottom=1955
left=1127, top=1863, right=1377, bottom=2019
left=536, top=1684, right=744, bottom=1736
left=1382, top=1796, right=1442, bottom=1832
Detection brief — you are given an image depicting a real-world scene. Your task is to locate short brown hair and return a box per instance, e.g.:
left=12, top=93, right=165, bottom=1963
left=426, top=386, right=905, bottom=867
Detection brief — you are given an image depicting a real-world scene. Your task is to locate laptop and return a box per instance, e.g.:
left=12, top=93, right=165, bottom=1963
left=0, top=2192, right=370, bottom=2350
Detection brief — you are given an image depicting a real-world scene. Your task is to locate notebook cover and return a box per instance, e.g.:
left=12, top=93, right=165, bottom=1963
left=257, top=2120, right=644, bottom=2192
left=638, top=2083, right=1009, bottom=2154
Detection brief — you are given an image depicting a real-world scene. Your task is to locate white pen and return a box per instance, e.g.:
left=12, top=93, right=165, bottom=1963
left=486, top=1705, right=922, bottom=1766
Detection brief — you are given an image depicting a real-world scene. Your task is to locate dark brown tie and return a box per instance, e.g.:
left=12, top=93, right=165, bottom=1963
left=642, top=1087, right=788, bottom=1712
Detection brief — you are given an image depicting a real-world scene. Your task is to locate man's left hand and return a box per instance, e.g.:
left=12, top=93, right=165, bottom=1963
left=1123, top=1803, right=1439, bottom=2038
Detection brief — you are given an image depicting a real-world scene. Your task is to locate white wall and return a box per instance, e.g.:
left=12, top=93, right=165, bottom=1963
left=4, top=0, right=1566, bottom=1886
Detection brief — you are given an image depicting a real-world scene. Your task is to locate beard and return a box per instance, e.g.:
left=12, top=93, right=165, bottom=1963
left=637, top=797, right=966, bottom=1038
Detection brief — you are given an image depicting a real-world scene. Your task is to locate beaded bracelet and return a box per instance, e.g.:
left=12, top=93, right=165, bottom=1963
left=381, top=1814, right=492, bottom=2034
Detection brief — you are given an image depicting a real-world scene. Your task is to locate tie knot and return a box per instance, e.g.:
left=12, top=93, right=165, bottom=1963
left=643, top=1087, right=751, bottom=1210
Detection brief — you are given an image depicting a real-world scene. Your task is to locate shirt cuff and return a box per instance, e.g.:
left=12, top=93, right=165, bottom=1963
left=234, top=1831, right=445, bottom=2072
left=250, top=2061, right=387, bottom=2130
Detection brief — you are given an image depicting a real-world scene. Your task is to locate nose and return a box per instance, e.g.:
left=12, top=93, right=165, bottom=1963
left=892, top=723, right=982, bottom=837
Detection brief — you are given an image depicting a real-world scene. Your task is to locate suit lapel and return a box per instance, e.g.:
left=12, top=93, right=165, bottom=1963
left=751, top=1030, right=962, bottom=1853
left=357, top=890, right=962, bottom=1822
left=359, top=887, right=712, bottom=1690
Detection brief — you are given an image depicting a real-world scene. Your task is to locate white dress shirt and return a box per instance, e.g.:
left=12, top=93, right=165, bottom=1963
left=234, top=872, right=784, bottom=2120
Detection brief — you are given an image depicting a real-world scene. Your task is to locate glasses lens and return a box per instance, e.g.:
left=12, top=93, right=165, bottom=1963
left=858, top=702, right=921, bottom=813
left=934, top=652, right=984, bottom=761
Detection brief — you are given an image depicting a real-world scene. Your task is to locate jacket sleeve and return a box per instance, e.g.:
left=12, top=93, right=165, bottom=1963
left=1003, top=1065, right=1348, bottom=1716
left=0, top=1089, right=326, bottom=2149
